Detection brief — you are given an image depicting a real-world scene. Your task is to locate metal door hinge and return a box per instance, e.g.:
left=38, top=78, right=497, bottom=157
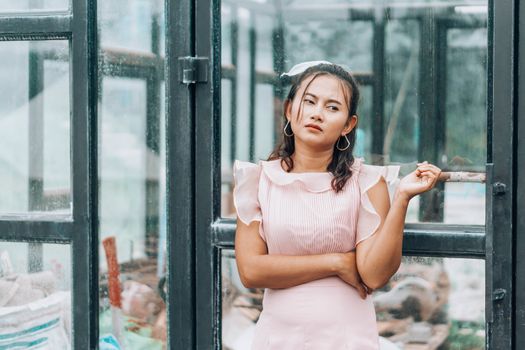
left=492, top=182, right=507, bottom=196
left=493, top=288, right=506, bottom=301
left=178, top=56, right=208, bottom=84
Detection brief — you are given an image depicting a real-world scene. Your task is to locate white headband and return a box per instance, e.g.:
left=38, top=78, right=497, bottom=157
left=280, top=60, right=352, bottom=79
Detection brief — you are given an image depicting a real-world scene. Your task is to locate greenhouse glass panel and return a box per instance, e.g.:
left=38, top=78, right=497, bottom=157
left=98, top=0, right=167, bottom=347
left=0, top=40, right=71, bottom=217
left=220, top=0, right=488, bottom=226
left=221, top=251, right=485, bottom=349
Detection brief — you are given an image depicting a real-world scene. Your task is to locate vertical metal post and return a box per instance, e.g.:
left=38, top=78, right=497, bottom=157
left=152, top=9, right=160, bottom=57
left=272, top=23, right=285, bottom=145
left=166, top=0, right=196, bottom=347
left=71, top=0, right=98, bottom=347
left=418, top=11, right=444, bottom=223
left=145, top=5, right=162, bottom=260
left=194, top=0, right=219, bottom=347
left=372, top=13, right=385, bottom=165
left=230, top=19, right=238, bottom=164
left=88, top=1, right=100, bottom=343
left=27, top=42, right=45, bottom=273
left=248, top=23, right=256, bottom=162
left=28, top=43, right=45, bottom=213
left=145, top=72, right=161, bottom=259
left=515, top=1, right=525, bottom=348
left=486, top=0, right=514, bottom=348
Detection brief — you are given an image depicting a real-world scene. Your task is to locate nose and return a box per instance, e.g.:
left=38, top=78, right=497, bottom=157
left=309, top=103, right=324, bottom=121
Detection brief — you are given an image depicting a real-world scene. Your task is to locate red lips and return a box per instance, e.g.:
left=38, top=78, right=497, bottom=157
left=305, top=123, right=322, bottom=131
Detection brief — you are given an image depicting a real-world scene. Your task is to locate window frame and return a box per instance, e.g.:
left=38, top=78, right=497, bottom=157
left=0, top=2, right=97, bottom=348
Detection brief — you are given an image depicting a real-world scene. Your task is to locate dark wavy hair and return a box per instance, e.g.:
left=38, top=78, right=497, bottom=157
left=268, top=63, right=360, bottom=193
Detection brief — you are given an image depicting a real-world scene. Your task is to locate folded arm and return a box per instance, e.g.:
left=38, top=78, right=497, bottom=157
left=355, top=178, right=408, bottom=290
left=235, top=219, right=369, bottom=298
left=356, top=163, right=441, bottom=290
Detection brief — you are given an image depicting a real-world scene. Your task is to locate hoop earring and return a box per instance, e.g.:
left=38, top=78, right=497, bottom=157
left=336, top=134, right=350, bottom=151
left=283, top=120, right=294, bottom=137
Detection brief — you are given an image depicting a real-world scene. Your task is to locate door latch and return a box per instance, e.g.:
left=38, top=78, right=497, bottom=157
left=178, top=56, right=208, bottom=84
left=493, top=288, right=506, bottom=301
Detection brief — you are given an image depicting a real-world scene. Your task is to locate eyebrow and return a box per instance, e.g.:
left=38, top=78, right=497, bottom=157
left=304, top=92, right=342, bottom=105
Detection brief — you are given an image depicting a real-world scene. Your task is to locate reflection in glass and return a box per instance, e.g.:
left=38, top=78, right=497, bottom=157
left=0, top=241, right=72, bottom=349
left=220, top=1, right=488, bottom=226
left=98, top=1, right=167, bottom=347
left=221, top=251, right=485, bottom=349
left=0, top=40, right=71, bottom=216
left=286, top=20, right=373, bottom=73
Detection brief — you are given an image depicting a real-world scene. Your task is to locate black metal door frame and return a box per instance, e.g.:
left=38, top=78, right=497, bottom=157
left=194, top=0, right=221, bottom=348
left=515, top=0, right=525, bottom=346
left=165, top=0, right=199, bottom=348
left=485, top=0, right=515, bottom=348
left=189, top=0, right=519, bottom=349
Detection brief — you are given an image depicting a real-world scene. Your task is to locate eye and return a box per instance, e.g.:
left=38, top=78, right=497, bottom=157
left=328, top=105, right=339, bottom=111
left=304, top=98, right=315, bottom=104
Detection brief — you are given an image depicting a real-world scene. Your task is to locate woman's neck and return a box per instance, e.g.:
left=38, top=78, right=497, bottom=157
left=289, top=151, right=332, bottom=173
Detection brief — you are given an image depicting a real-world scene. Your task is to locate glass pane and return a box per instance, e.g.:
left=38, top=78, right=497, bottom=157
left=221, top=79, right=234, bottom=219
left=98, top=0, right=167, bottom=347
left=286, top=20, right=372, bottom=72
left=376, top=257, right=485, bottom=349
left=383, top=19, right=420, bottom=165
left=255, top=15, right=274, bottom=72
left=99, top=0, right=163, bottom=54
left=356, top=85, right=373, bottom=159
left=221, top=5, right=233, bottom=67
left=443, top=28, right=487, bottom=226
left=221, top=249, right=261, bottom=350
left=254, top=84, right=275, bottom=163
left=0, top=40, right=71, bottom=217
left=221, top=1, right=488, bottom=226
left=222, top=251, right=485, bottom=349
left=0, top=241, right=72, bottom=349
left=0, top=0, right=67, bottom=12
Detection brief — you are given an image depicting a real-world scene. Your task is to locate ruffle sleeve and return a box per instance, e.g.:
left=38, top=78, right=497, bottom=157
left=232, top=160, right=266, bottom=241
left=355, top=161, right=401, bottom=246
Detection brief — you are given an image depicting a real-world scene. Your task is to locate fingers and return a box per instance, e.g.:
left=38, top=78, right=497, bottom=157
left=416, top=166, right=441, bottom=174
left=416, top=161, right=441, bottom=173
left=416, top=167, right=441, bottom=176
left=417, top=170, right=438, bottom=179
left=416, top=171, right=438, bottom=186
left=415, top=161, right=442, bottom=186
left=356, top=283, right=367, bottom=299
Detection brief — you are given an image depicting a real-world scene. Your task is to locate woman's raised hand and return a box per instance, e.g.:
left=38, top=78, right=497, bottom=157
left=396, top=161, right=442, bottom=201
left=336, top=252, right=373, bottom=299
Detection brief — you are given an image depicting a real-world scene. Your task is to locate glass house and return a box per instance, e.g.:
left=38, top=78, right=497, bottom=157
left=0, top=0, right=523, bottom=349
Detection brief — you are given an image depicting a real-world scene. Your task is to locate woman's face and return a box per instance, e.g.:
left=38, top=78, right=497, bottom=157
left=286, top=74, right=357, bottom=150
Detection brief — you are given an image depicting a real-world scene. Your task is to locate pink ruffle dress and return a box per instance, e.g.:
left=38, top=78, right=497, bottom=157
left=233, top=157, right=400, bottom=350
